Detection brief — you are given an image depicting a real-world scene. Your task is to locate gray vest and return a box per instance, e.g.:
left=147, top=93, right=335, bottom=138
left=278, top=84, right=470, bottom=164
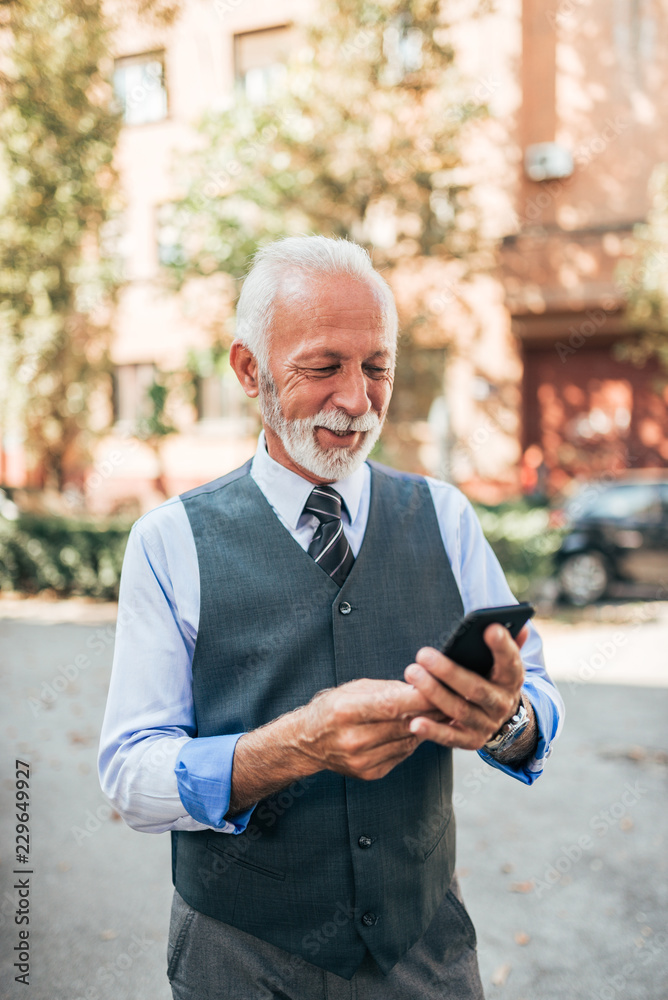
left=172, top=459, right=465, bottom=980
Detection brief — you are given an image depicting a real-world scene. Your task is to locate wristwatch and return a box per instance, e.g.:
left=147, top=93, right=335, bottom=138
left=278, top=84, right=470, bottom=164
left=483, top=695, right=530, bottom=755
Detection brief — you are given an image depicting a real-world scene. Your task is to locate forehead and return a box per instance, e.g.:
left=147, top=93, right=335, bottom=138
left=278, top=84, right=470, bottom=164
left=270, top=273, right=396, bottom=359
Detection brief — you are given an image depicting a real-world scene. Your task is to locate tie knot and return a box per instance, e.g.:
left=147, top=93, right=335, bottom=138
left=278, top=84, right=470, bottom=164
left=304, top=485, right=343, bottom=524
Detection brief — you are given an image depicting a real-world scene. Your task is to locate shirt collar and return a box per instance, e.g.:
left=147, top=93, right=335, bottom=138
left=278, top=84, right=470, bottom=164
left=250, top=430, right=367, bottom=530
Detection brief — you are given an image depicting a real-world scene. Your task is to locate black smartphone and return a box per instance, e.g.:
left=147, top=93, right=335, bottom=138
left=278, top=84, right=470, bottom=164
left=441, top=603, right=535, bottom=678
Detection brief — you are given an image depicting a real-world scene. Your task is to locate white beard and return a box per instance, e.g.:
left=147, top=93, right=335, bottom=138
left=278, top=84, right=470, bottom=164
left=258, top=372, right=384, bottom=481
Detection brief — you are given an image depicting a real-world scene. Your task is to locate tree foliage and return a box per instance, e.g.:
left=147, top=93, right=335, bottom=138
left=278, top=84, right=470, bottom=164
left=0, top=0, right=123, bottom=490
left=618, top=163, right=668, bottom=372
left=117, top=0, right=183, bottom=25
left=161, top=0, right=492, bottom=331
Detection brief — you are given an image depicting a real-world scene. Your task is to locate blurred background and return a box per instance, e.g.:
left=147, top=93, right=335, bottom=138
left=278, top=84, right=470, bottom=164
left=0, top=0, right=667, bottom=606
left=0, top=2, right=667, bottom=999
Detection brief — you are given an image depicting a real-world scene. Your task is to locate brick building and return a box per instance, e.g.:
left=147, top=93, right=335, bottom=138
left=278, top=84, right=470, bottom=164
left=4, top=0, right=667, bottom=511
left=504, top=0, right=668, bottom=494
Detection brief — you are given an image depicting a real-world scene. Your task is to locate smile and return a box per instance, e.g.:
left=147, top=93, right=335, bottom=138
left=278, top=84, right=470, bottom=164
left=316, top=427, right=362, bottom=440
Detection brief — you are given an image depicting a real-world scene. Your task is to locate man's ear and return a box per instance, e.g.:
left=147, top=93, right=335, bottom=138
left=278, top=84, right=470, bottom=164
left=230, top=339, right=259, bottom=398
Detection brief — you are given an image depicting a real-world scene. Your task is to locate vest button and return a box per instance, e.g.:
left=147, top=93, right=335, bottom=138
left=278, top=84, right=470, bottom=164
left=358, top=835, right=373, bottom=849
left=339, top=602, right=352, bottom=615
left=362, top=912, right=377, bottom=927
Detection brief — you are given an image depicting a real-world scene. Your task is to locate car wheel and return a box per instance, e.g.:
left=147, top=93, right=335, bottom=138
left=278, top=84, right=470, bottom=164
left=559, top=551, right=610, bottom=606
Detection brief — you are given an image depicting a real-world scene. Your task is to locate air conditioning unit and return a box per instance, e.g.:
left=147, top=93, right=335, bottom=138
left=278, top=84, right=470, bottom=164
left=524, top=142, right=574, bottom=182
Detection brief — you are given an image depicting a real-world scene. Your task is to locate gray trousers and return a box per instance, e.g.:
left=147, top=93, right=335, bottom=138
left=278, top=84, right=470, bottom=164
left=167, top=875, right=485, bottom=1000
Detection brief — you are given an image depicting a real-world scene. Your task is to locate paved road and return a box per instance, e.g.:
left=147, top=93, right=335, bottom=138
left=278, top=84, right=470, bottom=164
left=0, top=598, right=666, bottom=1000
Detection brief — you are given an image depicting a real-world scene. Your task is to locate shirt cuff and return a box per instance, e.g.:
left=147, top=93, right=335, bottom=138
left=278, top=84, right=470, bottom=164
left=477, top=679, right=555, bottom=785
left=175, top=733, right=256, bottom=832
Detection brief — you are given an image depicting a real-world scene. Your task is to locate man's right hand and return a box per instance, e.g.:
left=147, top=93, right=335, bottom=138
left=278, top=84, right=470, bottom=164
left=294, top=677, right=446, bottom=781
left=226, top=678, right=444, bottom=817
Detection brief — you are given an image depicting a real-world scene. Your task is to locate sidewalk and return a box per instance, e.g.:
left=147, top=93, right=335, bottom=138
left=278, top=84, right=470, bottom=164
left=0, top=598, right=666, bottom=999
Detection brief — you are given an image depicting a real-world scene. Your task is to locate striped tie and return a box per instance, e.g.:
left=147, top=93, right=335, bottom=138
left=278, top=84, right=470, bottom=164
left=303, top=485, right=355, bottom=588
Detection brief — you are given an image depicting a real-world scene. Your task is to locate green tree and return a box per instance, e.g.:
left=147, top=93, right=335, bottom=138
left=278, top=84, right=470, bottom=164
left=617, top=163, right=668, bottom=372
left=135, top=364, right=198, bottom=498
left=161, top=0, right=493, bottom=453
left=0, top=0, right=123, bottom=491
left=130, top=0, right=183, bottom=25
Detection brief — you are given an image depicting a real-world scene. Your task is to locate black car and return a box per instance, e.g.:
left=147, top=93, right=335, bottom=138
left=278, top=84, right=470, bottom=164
left=554, top=473, right=668, bottom=605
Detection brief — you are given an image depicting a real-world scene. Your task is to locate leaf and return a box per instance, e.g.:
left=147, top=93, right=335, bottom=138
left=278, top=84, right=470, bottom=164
left=509, top=880, right=534, bottom=894
left=491, top=962, right=511, bottom=986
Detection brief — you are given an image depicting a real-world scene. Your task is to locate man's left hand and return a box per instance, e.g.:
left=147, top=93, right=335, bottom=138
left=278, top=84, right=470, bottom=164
left=402, top=624, right=529, bottom=749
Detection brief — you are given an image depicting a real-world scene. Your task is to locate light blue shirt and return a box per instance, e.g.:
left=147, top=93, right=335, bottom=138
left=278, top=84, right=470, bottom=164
left=98, top=432, right=564, bottom=835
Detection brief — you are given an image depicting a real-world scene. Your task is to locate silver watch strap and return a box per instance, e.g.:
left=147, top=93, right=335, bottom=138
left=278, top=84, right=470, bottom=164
left=483, top=695, right=530, bottom=754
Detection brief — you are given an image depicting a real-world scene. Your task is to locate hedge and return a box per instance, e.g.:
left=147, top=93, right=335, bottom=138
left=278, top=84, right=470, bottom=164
left=0, top=513, right=132, bottom=600
left=0, top=500, right=562, bottom=601
left=473, top=500, right=564, bottom=600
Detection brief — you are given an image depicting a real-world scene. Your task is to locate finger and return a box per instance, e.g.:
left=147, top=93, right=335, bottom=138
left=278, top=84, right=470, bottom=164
left=350, top=719, right=424, bottom=750
left=515, top=623, right=530, bottom=650
left=404, top=659, right=503, bottom=736
left=364, top=679, right=442, bottom=720
left=420, top=708, right=452, bottom=723
left=368, top=733, right=419, bottom=764
left=328, top=679, right=432, bottom=725
left=409, top=648, right=510, bottom=720
left=483, top=624, right=525, bottom=688
left=407, top=716, right=490, bottom=751
left=355, top=711, right=453, bottom=752
left=348, top=734, right=420, bottom=776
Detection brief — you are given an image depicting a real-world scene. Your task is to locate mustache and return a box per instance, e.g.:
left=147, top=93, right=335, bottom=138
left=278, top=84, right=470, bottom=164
left=307, top=408, right=380, bottom=434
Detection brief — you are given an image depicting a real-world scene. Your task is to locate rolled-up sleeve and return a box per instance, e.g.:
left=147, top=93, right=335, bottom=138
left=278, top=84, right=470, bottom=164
left=175, top=734, right=255, bottom=830
left=97, top=505, right=254, bottom=834
left=427, top=479, right=565, bottom=783
left=476, top=622, right=563, bottom=784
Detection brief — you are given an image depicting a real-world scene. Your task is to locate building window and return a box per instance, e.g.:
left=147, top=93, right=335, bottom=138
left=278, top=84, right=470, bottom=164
left=112, top=364, right=157, bottom=426
left=156, top=202, right=186, bottom=268
left=234, top=25, right=298, bottom=103
left=113, top=52, right=168, bottom=125
left=196, top=369, right=257, bottom=426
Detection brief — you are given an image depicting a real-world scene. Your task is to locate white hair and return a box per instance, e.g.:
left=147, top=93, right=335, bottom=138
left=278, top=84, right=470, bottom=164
left=235, top=235, right=398, bottom=373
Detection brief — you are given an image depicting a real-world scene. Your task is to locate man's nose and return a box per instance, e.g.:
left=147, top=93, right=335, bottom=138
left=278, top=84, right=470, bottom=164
left=330, top=370, right=371, bottom=416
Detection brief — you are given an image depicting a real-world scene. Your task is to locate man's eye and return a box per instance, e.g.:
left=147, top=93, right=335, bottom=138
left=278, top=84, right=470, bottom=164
left=310, top=366, right=338, bottom=374
left=365, top=366, right=389, bottom=376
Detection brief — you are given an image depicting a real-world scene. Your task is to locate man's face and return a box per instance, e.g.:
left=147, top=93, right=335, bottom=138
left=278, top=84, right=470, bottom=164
left=258, top=274, right=396, bottom=483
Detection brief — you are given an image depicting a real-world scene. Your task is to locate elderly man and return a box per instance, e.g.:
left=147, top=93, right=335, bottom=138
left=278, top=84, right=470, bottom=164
left=99, top=235, right=563, bottom=1000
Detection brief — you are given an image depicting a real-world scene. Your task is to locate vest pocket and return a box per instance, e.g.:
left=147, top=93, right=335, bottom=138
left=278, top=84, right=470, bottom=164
left=422, top=805, right=452, bottom=861
left=206, top=837, right=286, bottom=881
